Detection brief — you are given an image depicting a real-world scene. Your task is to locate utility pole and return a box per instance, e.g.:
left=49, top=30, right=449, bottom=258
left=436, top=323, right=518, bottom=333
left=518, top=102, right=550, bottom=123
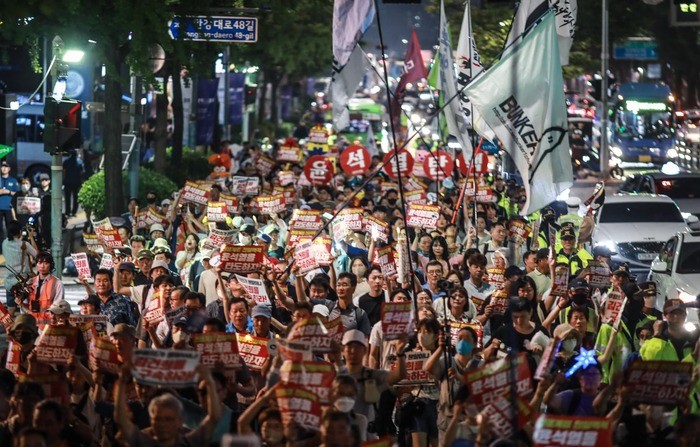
left=50, top=36, right=66, bottom=277
left=600, top=0, right=610, bottom=179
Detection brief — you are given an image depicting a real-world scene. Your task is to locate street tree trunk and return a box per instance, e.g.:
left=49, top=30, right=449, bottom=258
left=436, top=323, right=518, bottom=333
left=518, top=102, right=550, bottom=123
left=270, top=72, right=281, bottom=126
left=154, top=67, right=169, bottom=174
left=172, top=67, right=184, bottom=168
left=103, top=45, right=125, bottom=217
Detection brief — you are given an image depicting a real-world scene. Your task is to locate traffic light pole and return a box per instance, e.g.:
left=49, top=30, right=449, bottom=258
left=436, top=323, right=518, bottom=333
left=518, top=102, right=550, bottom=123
left=600, top=0, right=610, bottom=179
left=51, top=154, right=63, bottom=278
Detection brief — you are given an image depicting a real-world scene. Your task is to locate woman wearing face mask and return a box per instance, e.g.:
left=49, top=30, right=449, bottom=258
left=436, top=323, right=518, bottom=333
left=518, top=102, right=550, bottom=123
left=237, top=386, right=286, bottom=446
left=329, top=375, right=367, bottom=442
left=12, top=177, right=39, bottom=228
left=398, top=318, right=441, bottom=447
left=347, top=256, right=369, bottom=297
left=425, top=326, right=481, bottom=444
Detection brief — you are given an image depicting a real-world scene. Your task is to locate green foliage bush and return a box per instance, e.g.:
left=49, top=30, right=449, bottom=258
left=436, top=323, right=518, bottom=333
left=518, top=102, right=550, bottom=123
left=78, top=167, right=178, bottom=219
left=142, top=146, right=211, bottom=186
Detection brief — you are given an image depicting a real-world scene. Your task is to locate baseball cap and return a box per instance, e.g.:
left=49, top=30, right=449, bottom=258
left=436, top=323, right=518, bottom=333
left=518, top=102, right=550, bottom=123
left=77, top=295, right=101, bottom=307
left=252, top=305, right=272, bottom=319
left=150, top=260, right=170, bottom=273
left=312, top=304, right=330, bottom=318
left=342, top=329, right=367, bottom=347
left=49, top=300, right=72, bottom=315
left=9, top=314, right=39, bottom=335
left=560, top=227, right=576, bottom=240
left=0, top=160, right=8, bottom=167
left=258, top=233, right=272, bottom=244
left=118, top=261, right=136, bottom=272
left=568, top=277, right=589, bottom=291
left=111, top=323, right=136, bottom=338
left=137, top=249, right=154, bottom=260
left=592, top=245, right=616, bottom=258
left=612, top=262, right=630, bottom=276
left=663, top=298, right=686, bottom=314
left=39, top=173, right=50, bottom=181
left=173, top=316, right=189, bottom=328
left=161, top=199, right=171, bottom=206
left=542, top=207, right=556, bottom=221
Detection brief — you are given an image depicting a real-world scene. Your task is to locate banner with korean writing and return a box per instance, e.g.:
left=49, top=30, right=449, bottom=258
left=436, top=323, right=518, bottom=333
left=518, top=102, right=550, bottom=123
left=231, top=176, right=260, bottom=196
left=534, top=339, right=563, bottom=381
left=193, top=332, right=242, bottom=373
left=132, top=349, right=200, bottom=387
left=143, top=296, right=164, bottom=324
left=181, top=181, right=209, bottom=205
left=280, top=360, right=336, bottom=404
left=406, top=203, right=440, bottom=230
left=236, top=334, right=270, bottom=371
left=489, top=289, right=509, bottom=316
left=290, top=210, right=324, bottom=231
left=337, top=208, right=364, bottom=232
left=254, top=194, right=287, bottom=215
left=312, top=237, right=333, bottom=266
left=533, top=414, right=612, bottom=447
left=71, top=253, right=91, bottom=280
left=142, top=208, right=167, bottom=229
left=404, top=189, right=427, bottom=205
left=83, top=232, right=104, bottom=254
left=294, top=241, right=320, bottom=275
left=288, top=229, right=317, bottom=249
left=95, top=227, right=123, bottom=249
left=276, top=339, right=314, bottom=362
left=287, top=315, right=331, bottom=353
left=99, top=253, right=114, bottom=270
left=626, top=360, right=693, bottom=406
left=69, top=314, right=109, bottom=338
left=396, top=351, right=434, bottom=386
left=602, top=292, right=626, bottom=330
left=382, top=302, right=413, bottom=341
left=220, top=193, right=239, bottom=213
left=486, top=267, right=505, bottom=291
left=219, top=244, right=265, bottom=273
left=35, top=325, right=79, bottom=365
left=551, top=263, right=570, bottom=297
left=481, top=395, right=533, bottom=439
left=324, top=316, right=343, bottom=345
left=363, top=215, right=389, bottom=243
left=234, top=274, right=271, bottom=306
left=256, top=155, right=275, bottom=176
left=508, top=218, right=532, bottom=245
left=206, top=229, right=235, bottom=249
left=278, top=145, right=303, bottom=163
left=275, top=384, right=323, bottom=431
left=587, top=261, right=611, bottom=289
left=464, top=352, right=532, bottom=406
left=376, top=245, right=397, bottom=277
left=207, top=201, right=228, bottom=222
left=0, top=302, right=13, bottom=332
left=89, top=337, right=121, bottom=374
left=449, top=321, right=484, bottom=349
left=5, top=341, right=21, bottom=374
left=340, top=144, right=371, bottom=176
left=16, top=197, right=41, bottom=215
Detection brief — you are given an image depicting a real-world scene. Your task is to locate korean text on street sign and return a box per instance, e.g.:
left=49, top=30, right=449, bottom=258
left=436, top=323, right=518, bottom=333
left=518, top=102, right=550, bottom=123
left=168, top=16, right=258, bottom=43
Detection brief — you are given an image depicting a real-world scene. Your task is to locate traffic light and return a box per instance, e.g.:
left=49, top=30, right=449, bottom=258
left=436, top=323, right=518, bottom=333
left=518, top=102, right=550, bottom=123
left=244, top=85, right=257, bottom=106
left=672, top=1, right=700, bottom=26
left=44, top=97, right=82, bottom=154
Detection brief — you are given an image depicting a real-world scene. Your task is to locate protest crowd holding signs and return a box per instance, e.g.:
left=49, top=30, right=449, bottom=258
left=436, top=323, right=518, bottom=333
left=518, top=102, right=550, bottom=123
left=3, top=3, right=700, bottom=447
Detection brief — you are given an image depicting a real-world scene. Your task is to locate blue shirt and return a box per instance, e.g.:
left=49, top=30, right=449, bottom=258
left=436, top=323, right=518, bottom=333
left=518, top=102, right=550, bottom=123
left=422, top=283, right=446, bottom=300
left=0, top=176, right=19, bottom=210
left=99, top=292, right=135, bottom=326
left=226, top=316, right=253, bottom=333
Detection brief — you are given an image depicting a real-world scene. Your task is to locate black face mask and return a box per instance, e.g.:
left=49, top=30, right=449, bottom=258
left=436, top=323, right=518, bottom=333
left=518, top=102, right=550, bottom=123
left=571, top=293, right=588, bottom=306
left=147, top=197, right=156, bottom=204
left=387, top=198, right=397, bottom=206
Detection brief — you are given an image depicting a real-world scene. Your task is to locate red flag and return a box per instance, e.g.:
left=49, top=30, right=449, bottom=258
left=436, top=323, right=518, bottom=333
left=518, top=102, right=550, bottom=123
left=391, top=29, right=426, bottom=125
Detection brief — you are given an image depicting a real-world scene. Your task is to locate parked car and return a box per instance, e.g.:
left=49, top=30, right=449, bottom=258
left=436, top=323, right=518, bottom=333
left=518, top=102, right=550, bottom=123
left=618, top=171, right=700, bottom=219
left=591, top=194, right=696, bottom=279
left=648, top=230, right=700, bottom=331
left=677, top=109, right=700, bottom=145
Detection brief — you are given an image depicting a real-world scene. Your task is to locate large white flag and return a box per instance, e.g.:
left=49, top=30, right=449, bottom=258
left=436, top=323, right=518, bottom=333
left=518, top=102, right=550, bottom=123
left=465, top=11, right=573, bottom=215
left=332, top=46, right=371, bottom=131
left=504, top=0, right=577, bottom=66
left=438, top=0, right=473, bottom=159
left=333, top=0, right=375, bottom=67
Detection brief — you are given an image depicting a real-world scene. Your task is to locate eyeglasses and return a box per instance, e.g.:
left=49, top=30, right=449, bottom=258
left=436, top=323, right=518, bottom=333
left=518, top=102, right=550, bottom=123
left=427, top=270, right=442, bottom=276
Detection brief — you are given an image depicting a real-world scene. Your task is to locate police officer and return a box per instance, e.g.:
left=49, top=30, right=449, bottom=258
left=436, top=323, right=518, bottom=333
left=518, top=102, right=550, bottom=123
left=556, top=226, right=592, bottom=276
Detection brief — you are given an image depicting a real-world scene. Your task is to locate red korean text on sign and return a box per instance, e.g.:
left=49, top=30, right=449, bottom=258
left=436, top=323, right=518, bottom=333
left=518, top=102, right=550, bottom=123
left=382, top=149, right=414, bottom=179
left=304, top=155, right=334, bottom=185
left=422, top=150, right=454, bottom=181
left=340, top=144, right=371, bottom=176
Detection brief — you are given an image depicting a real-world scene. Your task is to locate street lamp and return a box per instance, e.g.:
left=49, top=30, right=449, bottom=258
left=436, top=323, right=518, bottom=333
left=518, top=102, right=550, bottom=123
left=62, top=50, right=85, bottom=63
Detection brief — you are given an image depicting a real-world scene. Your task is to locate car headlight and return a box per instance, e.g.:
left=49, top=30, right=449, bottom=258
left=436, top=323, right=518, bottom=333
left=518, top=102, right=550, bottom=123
left=678, top=289, right=697, bottom=303
left=666, top=148, right=678, bottom=159
left=595, top=240, right=617, bottom=253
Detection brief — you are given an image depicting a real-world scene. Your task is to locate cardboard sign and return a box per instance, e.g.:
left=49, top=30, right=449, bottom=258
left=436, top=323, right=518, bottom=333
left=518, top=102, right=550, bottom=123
left=181, top=180, right=209, bottom=205
left=35, top=325, right=79, bottom=365
left=533, top=414, right=612, bottom=447
left=294, top=241, right=320, bottom=274
left=219, top=244, right=265, bottom=273
left=422, top=150, right=454, bottom=181
left=290, top=209, right=324, bottom=231
left=287, top=315, right=331, bottom=353
left=0, top=302, right=14, bottom=333
left=89, top=337, right=121, bottom=374
left=324, top=316, right=343, bottom=345
left=340, top=144, right=371, bottom=176
left=534, top=339, right=563, bottom=381
left=551, top=263, right=570, bottom=297
left=230, top=176, right=260, bottom=196
left=255, top=155, right=275, bottom=176
left=144, top=296, right=164, bottom=324
left=132, top=349, right=201, bottom=387
left=83, top=232, right=104, bottom=254
left=406, top=203, right=440, bottom=230
left=280, top=360, right=336, bottom=404
left=99, top=253, right=114, bottom=270
left=236, top=334, right=270, bottom=371
left=5, top=341, right=22, bottom=374
left=206, top=229, right=236, bottom=249
left=464, top=353, right=532, bottom=406
left=16, top=197, right=41, bottom=215
left=276, top=339, right=314, bottom=362
left=508, top=218, right=532, bottom=245
left=404, top=189, right=427, bottom=205
left=490, top=289, right=510, bottom=316
left=278, top=146, right=303, bottom=163
left=363, top=215, right=389, bottom=243
left=220, top=193, right=239, bottom=213
left=277, top=170, right=296, bottom=186
left=530, top=219, right=542, bottom=251
left=287, top=229, right=317, bottom=249
left=312, top=237, right=333, bottom=266
left=275, top=384, right=323, bottom=431
left=449, top=321, right=484, bottom=349
left=481, top=395, right=532, bottom=439
left=382, top=149, right=414, bottom=179
left=255, top=194, right=287, bottom=215
left=396, top=351, right=434, bottom=386
left=381, top=302, right=413, bottom=341
left=587, top=261, right=611, bottom=289
left=602, top=291, right=626, bottom=330
left=626, top=360, right=693, bottom=406
left=95, top=227, right=123, bottom=249
left=486, top=267, right=505, bottom=291
left=207, top=201, right=228, bottom=222
left=71, top=253, right=91, bottom=280
left=234, top=274, right=271, bottom=306
left=376, top=245, right=397, bottom=277
left=69, top=314, right=109, bottom=337
left=193, top=332, right=242, bottom=370
left=304, top=155, right=334, bottom=185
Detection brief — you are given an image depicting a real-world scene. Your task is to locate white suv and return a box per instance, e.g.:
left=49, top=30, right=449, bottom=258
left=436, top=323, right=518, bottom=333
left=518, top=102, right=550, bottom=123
left=591, top=194, right=691, bottom=279
left=649, top=230, right=700, bottom=331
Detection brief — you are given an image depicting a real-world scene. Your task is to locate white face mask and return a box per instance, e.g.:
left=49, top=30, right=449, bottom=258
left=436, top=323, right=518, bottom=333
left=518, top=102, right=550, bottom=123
left=240, top=235, right=252, bottom=245
left=352, top=266, right=366, bottom=279
left=21, top=184, right=30, bottom=192
left=561, top=338, right=577, bottom=353
left=173, top=330, right=189, bottom=344
left=335, top=396, right=356, bottom=413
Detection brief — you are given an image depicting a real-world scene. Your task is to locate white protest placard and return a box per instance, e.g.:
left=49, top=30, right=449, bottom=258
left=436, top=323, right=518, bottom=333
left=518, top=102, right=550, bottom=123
left=406, top=203, right=440, bottom=230
left=294, top=241, right=319, bottom=274
left=206, top=229, right=235, bottom=249
left=99, top=253, right=114, bottom=270
left=180, top=181, right=209, bottom=205
left=16, top=197, right=41, bottom=215
left=602, top=291, right=626, bottom=330
left=71, top=253, right=91, bottom=280
left=234, top=274, right=271, bottom=306
left=132, top=349, right=201, bottom=387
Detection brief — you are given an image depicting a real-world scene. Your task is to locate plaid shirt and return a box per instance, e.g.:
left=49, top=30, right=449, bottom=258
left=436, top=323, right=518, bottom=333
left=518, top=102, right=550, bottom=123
left=99, top=292, right=135, bottom=326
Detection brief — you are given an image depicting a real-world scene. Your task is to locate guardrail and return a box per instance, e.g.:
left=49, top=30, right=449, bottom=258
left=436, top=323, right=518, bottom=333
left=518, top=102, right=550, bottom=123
left=675, top=143, right=700, bottom=171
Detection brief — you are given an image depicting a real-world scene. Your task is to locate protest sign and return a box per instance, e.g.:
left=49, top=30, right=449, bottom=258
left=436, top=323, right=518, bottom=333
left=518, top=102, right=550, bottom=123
left=89, top=337, right=121, bottom=374
left=464, top=353, right=532, bottom=406
left=481, top=395, right=532, bottom=439
left=276, top=339, right=314, bottom=362
left=508, top=218, right=532, bottom=245
left=95, top=227, right=123, bottom=249
left=69, top=314, right=109, bottom=337
left=294, top=241, right=320, bottom=274
left=234, top=274, right=271, bottom=306
left=312, top=237, right=333, bottom=266
left=0, top=302, right=13, bottom=333
left=533, top=414, right=612, bottom=447
left=280, top=360, right=336, bottom=404
left=165, top=306, right=187, bottom=327
left=278, top=145, right=303, bottom=163
left=587, top=261, right=611, bottom=289
left=381, top=302, right=413, bottom=341
left=307, top=124, right=329, bottom=151
left=551, top=263, right=570, bottom=297
left=376, top=245, right=397, bottom=277
left=230, top=176, right=260, bottom=196
left=99, top=253, right=114, bottom=270
left=602, top=291, right=626, bottom=330
left=132, top=349, right=201, bottom=387
left=35, top=325, right=79, bottom=365
left=71, top=253, right=91, bottom=280
left=324, top=316, right=343, bottom=345
left=396, top=351, right=434, bottom=387
left=16, top=197, right=41, bottom=215
left=363, top=215, right=389, bottom=243
left=287, top=229, right=317, bottom=249
left=255, top=194, right=287, bottom=215
left=304, top=155, right=334, bottom=185
left=422, top=150, right=454, bottom=181
left=486, top=267, right=505, bottom=291
left=290, top=209, right=324, bottom=231
left=287, top=315, right=331, bottom=353
left=236, top=334, right=270, bottom=371
left=180, top=181, right=209, bottom=205
left=275, top=384, right=323, bottom=431
left=406, top=203, right=440, bottom=230
left=277, top=170, right=295, bottom=186
left=220, top=193, right=239, bottom=213
left=206, top=201, right=228, bottom=222
left=626, top=360, right=693, bottom=406
left=143, top=208, right=167, bottom=228
left=490, top=290, right=510, bottom=316
left=219, top=244, right=265, bottom=273
left=92, top=217, right=113, bottom=231
left=5, top=342, right=21, bottom=374
left=206, top=229, right=236, bottom=249
left=449, top=321, right=484, bottom=349
left=337, top=208, right=364, bottom=231
left=255, top=155, right=275, bottom=176
left=143, top=296, right=164, bottom=324
left=340, top=144, right=371, bottom=176
left=83, top=232, right=104, bottom=254
left=193, top=332, right=242, bottom=371
left=530, top=219, right=541, bottom=251
left=404, top=189, right=427, bottom=205
left=383, top=149, right=414, bottom=179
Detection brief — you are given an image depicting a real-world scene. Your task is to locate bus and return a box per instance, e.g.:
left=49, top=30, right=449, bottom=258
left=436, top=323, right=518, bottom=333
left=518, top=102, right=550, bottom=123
left=610, top=82, right=676, bottom=165
left=341, top=98, right=387, bottom=148
left=12, top=102, right=53, bottom=184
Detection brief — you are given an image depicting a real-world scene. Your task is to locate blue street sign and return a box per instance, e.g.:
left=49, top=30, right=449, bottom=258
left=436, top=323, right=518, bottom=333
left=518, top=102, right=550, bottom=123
left=613, top=41, right=658, bottom=60
left=168, top=16, right=258, bottom=43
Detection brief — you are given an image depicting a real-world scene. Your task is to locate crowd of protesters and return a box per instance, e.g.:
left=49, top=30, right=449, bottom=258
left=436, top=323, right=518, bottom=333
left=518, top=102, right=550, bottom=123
left=0, top=136, right=699, bottom=447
